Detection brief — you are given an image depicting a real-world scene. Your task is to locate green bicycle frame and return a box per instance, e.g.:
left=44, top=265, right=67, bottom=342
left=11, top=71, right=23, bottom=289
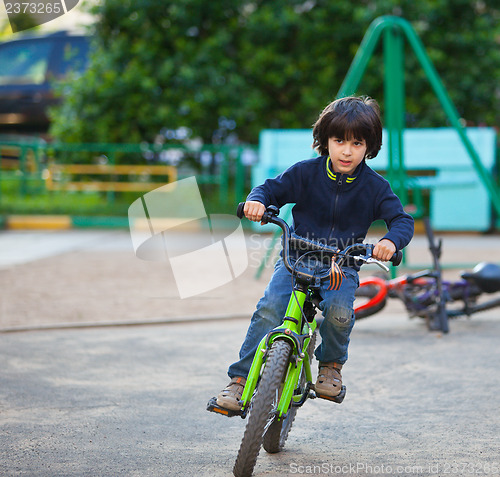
left=240, top=286, right=318, bottom=418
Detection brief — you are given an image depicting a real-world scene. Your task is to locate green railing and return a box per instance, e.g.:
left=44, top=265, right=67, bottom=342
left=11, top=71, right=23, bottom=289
left=0, top=139, right=257, bottom=215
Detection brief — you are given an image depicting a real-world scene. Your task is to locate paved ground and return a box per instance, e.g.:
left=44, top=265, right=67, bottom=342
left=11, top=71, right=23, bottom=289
left=1, top=314, right=499, bottom=477
left=0, top=229, right=270, bottom=331
left=1, top=229, right=500, bottom=476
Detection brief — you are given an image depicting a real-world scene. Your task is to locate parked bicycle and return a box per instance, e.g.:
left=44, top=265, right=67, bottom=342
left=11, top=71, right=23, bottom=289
left=354, top=218, right=500, bottom=333
left=207, top=203, right=402, bottom=477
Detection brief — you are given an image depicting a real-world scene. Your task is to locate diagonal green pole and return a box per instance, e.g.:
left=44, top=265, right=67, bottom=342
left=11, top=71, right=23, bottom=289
left=337, top=17, right=387, bottom=97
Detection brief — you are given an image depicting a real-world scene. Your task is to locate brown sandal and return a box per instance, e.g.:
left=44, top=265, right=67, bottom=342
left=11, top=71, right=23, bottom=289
left=315, top=362, right=343, bottom=397
left=216, top=376, right=247, bottom=411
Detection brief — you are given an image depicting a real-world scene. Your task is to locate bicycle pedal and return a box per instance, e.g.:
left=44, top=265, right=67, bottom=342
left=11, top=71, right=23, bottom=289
left=315, top=385, right=346, bottom=404
left=206, top=397, right=244, bottom=418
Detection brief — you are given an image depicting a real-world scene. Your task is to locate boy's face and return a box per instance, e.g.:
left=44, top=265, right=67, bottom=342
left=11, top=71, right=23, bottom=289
left=328, top=137, right=367, bottom=175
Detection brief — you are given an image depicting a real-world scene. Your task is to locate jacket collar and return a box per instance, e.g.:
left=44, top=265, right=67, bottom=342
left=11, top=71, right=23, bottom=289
left=325, top=156, right=365, bottom=184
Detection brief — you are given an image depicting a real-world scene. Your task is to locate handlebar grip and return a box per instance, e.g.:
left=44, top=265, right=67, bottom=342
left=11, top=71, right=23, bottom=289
left=236, top=202, right=246, bottom=219
left=391, top=250, right=403, bottom=266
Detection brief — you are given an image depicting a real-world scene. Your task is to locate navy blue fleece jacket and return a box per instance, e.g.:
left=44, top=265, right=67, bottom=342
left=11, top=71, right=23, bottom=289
left=247, top=155, right=414, bottom=253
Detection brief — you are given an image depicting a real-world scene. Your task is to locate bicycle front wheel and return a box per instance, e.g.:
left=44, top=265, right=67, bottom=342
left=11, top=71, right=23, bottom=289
left=262, top=331, right=316, bottom=454
left=233, top=339, right=292, bottom=477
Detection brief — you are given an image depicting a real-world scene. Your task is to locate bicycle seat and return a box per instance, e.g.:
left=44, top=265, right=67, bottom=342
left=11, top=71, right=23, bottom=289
left=461, top=262, right=500, bottom=293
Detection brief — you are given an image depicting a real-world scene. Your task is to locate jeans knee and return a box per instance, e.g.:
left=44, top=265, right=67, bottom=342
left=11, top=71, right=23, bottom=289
left=324, top=304, right=354, bottom=328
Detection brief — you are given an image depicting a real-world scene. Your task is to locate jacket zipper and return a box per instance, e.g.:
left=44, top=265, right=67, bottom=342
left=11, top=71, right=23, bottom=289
left=329, top=174, right=344, bottom=240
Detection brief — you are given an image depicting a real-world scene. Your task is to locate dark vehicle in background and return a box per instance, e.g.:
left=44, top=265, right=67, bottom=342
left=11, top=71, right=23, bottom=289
left=0, top=30, right=90, bottom=135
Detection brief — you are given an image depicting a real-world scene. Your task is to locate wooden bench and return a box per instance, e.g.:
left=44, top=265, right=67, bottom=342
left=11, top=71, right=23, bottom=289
left=45, top=163, right=177, bottom=192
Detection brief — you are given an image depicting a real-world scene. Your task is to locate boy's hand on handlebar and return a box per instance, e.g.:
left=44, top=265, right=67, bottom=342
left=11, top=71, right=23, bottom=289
left=373, top=239, right=396, bottom=261
left=244, top=201, right=266, bottom=222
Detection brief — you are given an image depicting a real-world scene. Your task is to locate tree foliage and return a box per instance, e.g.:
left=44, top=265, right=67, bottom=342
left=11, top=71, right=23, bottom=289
left=50, top=0, right=500, bottom=145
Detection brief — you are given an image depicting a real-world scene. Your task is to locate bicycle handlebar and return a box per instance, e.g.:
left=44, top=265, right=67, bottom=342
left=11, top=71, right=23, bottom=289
left=237, top=202, right=402, bottom=281
left=390, top=249, right=403, bottom=266
left=236, top=201, right=246, bottom=219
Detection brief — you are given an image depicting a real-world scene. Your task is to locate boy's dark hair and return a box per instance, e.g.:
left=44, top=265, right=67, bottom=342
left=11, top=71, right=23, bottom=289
left=312, top=96, right=382, bottom=159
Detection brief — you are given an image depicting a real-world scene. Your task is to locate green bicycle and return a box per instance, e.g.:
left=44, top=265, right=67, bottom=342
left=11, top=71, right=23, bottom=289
left=207, top=203, right=402, bottom=477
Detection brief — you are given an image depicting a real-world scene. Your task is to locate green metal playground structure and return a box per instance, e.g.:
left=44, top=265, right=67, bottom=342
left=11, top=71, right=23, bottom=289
left=338, top=15, right=500, bottom=218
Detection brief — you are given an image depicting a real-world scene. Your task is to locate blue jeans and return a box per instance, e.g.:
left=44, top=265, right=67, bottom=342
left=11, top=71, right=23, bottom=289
left=228, top=258, right=359, bottom=378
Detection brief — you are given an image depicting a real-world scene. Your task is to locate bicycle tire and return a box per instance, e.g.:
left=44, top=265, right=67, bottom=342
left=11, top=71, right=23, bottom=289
left=354, top=283, right=387, bottom=320
left=262, top=332, right=317, bottom=453
left=233, top=339, right=292, bottom=477
left=355, top=298, right=387, bottom=320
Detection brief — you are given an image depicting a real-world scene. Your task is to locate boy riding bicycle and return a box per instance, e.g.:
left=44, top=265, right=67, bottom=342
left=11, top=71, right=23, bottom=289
left=217, top=96, right=414, bottom=411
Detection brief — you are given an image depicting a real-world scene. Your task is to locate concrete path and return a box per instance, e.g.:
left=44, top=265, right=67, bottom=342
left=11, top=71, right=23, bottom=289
left=1, top=313, right=499, bottom=477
